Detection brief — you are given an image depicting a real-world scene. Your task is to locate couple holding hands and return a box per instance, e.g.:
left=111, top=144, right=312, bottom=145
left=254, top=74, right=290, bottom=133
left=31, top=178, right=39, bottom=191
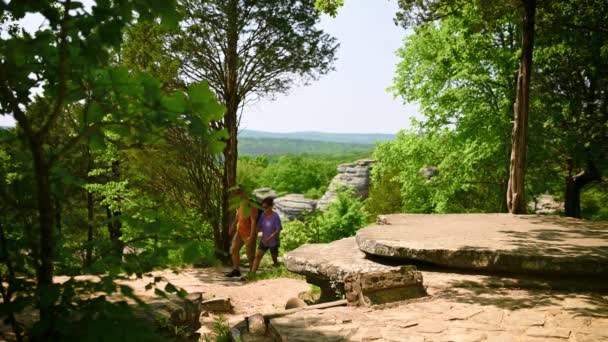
left=226, top=187, right=283, bottom=278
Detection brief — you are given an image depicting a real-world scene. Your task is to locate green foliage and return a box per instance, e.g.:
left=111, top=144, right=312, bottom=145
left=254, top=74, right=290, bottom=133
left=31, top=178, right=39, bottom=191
left=200, top=316, right=231, bottom=342
left=258, top=155, right=336, bottom=195
left=581, top=184, right=608, bottom=222
left=280, top=190, right=367, bottom=252
left=247, top=265, right=303, bottom=281
left=0, top=0, right=226, bottom=339
left=237, top=155, right=269, bottom=191
left=122, top=20, right=182, bottom=91
left=175, top=0, right=338, bottom=100
left=314, top=190, right=367, bottom=242
left=281, top=220, right=317, bottom=252
left=368, top=130, right=509, bottom=215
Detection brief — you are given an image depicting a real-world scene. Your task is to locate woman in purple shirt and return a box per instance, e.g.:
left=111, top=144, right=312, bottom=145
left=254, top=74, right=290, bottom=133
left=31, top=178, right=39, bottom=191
left=252, top=197, right=282, bottom=272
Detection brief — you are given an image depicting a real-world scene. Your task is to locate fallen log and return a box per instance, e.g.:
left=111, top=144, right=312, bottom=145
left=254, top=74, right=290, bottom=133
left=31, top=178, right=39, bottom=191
left=263, top=299, right=347, bottom=320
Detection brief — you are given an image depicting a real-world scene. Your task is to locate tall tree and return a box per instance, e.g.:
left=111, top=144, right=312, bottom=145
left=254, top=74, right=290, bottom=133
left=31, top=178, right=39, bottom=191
left=533, top=0, right=608, bottom=218
left=388, top=0, right=539, bottom=213
left=506, top=0, right=536, bottom=214
left=387, top=2, right=521, bottom=214
left=173, top=0, right=338, bottom=256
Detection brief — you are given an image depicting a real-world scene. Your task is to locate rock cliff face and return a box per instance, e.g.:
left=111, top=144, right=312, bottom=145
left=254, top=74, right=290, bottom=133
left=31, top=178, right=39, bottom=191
left=252, top=159, right=375, bottom=219
left=317, top=159, right=375, bottom=211
left=273, top=194, right=317, bottom=221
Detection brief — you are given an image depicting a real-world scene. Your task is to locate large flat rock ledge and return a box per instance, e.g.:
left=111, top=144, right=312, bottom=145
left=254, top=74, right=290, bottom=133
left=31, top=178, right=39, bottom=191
left=284, top=237, right=426, bottom=305
left=358, top=213, right=608, bottom=276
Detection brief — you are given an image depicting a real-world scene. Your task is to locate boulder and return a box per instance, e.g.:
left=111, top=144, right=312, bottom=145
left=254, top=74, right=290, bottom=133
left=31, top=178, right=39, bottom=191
left=252, top=188, right=278, bottom=203
left=285, top=297, right=307, bottom=310
left=274, top=194, right=317, bottom=221
left=419, top=166, right=439, bottom=179
left=200, top=298, right=234, bottom=313
left=284, top=237, right=426, bottom=305
left=529, top=194, right=564, bottom=214
left=247, top=314, right=267, bottom=336
left=357, top=213, right=608, bottom=276
left=318, top=159, right=375, bottom=211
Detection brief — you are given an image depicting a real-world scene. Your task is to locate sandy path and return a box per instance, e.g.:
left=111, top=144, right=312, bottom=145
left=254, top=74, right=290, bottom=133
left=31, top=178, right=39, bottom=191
left=114, top=266, right=310, bottom=336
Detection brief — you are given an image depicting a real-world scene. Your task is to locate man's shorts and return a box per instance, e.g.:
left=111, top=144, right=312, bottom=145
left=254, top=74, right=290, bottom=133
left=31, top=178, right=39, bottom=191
left=258, top=242, right=280, bottom=255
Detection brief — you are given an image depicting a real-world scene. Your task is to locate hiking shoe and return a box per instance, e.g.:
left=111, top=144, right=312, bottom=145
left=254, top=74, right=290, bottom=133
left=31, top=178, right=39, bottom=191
left=225, top=269, right=241, bottom=277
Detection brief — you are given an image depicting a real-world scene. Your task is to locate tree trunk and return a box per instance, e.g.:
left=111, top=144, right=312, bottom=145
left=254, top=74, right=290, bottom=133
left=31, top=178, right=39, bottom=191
left=106, top=207, right=124, bottom=256
left=564, top=161, right=601, bottom=218
left=85, top=190, right=94, bottom=268
left=219, top=0, right=240, bottom=261
left=0, top=222, right=23, bottom=342
left=507, top=0, right=536, bottom=214
left=30, top=139, right=55, bottom=336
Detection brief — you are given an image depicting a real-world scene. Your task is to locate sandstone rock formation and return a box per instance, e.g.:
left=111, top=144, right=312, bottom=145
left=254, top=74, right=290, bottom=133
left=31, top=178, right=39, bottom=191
left=357, top=213, right=608, bottom=276
left=419, top=166, right=439, bottom=179
left=273, top=194, right=317, bottom=221
left=284, top=237, right=426, bottom=304
left=252, top=187, right=278, bottom=203
left=318, top=159, right=375, bottom=211
left=528, top=194, right=564, bottom=214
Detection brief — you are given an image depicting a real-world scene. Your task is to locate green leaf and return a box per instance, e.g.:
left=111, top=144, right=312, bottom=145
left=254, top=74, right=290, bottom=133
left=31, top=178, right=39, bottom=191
left=88, top=133, right=105, bottom=151
left=154, top=288, right=167, bottom=298
left=164, top=283, right=178, bottom=293
left=144, top=220, right=161, bottom=234
left=162, top=92, right=186, bottom=114
left=88, top=102, right=105, bottom=123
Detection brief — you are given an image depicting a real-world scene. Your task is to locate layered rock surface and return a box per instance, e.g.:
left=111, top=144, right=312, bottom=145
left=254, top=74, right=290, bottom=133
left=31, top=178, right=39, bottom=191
left=318, top=159, right=375, bottom=211
left=284, top=237, right=426, bottom=304
left=273, top=194, right=317, bottom=221
left=252, top=188, right=278, bottom=203
left=357, top=213, right=608, bottom=276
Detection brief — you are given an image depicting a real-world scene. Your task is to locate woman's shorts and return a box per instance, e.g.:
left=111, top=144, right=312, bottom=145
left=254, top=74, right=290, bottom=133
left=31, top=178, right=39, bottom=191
left=258, top=243, right=280, bottom=254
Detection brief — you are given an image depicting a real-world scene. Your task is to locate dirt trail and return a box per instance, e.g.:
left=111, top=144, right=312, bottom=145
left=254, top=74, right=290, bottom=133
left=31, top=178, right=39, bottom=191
left=115, top=267, right=309, bottom=336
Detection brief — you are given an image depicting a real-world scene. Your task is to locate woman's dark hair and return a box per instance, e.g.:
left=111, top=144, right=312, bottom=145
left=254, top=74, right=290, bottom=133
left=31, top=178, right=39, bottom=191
left=261, top=197, right=274, bottom=207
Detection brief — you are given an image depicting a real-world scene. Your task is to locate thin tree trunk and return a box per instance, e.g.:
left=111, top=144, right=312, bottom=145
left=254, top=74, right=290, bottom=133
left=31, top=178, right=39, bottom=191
left=220, top=0, right=240, bottom=261
left=507, top=0, right=536, bottom=214
left=85, top=190, right=94, bottom=268
left=0, top=222, right=23, bottom=342
left=564, top=161, right=601, bottom=218
left=30, top=139, right=55, bottom=336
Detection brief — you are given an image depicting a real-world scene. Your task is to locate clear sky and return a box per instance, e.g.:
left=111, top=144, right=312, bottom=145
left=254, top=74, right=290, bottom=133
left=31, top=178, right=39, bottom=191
left=0, top=0, right=420, bottom=133
left=243, top=0, right=419, bottom=134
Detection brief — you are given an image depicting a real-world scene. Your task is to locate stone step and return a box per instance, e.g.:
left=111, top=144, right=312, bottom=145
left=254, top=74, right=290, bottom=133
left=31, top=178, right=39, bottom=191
left=357, top=213, right=608, bottom=277
left=284, top=237, right=426, bottom=305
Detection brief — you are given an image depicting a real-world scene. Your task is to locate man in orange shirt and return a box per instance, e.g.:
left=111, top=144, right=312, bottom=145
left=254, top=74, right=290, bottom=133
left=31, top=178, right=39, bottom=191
left=226, top=187, right=258, bottom=277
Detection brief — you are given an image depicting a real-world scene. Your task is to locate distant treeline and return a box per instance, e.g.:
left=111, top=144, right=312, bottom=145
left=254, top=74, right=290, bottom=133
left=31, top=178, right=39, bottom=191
left=238, top=137, right=374, bottom=155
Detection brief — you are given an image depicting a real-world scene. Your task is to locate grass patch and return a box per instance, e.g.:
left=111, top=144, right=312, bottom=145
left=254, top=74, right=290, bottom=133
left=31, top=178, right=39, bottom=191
left=201, top=316, right=232, bottom=342
left=246, top=265, right=303, bottom=281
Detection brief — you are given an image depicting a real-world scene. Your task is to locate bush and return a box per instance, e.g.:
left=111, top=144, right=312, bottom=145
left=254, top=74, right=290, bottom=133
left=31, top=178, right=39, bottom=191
left=280, top=220, right=317, bottom=252
left=313, top=190, right=367, bottom=243
left=581, top=184, right=608, bottom=221
left=258, top=155, right=336, bottom=194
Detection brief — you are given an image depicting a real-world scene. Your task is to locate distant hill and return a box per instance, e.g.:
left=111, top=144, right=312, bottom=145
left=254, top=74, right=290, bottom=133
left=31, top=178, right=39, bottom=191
left=239, top=130, right=395, bottom=145
left=238, top=137, right=374, bottom=155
